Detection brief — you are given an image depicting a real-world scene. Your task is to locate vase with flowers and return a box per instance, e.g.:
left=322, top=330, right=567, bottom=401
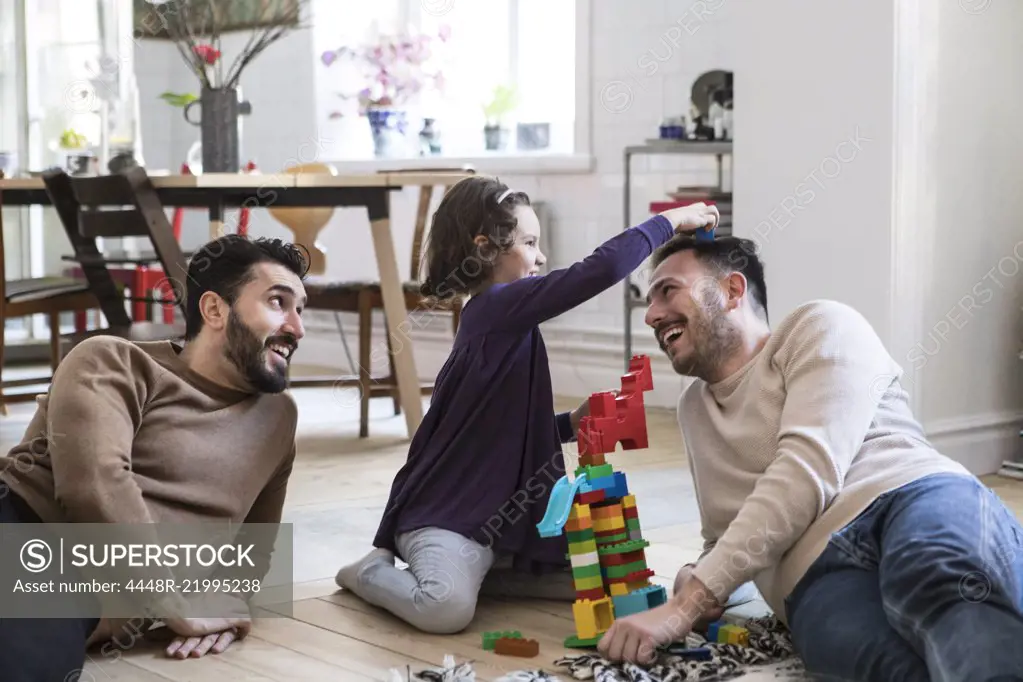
left=322, top=25, right=448, bottom=158
left=152, top=0, right=307, bottom=172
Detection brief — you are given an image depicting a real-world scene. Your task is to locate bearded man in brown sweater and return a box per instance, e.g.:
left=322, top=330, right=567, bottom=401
left=0, top=235, right=307, bottom=681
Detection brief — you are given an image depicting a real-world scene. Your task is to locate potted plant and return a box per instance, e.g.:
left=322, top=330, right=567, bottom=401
left=322, top=25, right=449, bottom=158
left=482, top=85, right=519, bottom=151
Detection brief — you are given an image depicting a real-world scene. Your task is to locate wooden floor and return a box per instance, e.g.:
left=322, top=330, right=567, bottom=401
left=3, top=367, right=1022, bottom=681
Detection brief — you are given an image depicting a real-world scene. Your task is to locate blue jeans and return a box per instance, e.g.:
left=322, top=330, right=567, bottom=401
left=785, top=473, right=1023, bottom=681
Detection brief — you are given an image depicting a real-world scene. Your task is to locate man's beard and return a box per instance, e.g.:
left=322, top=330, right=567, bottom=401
left=670, top=304, right=742, bottom=381
left=223, top=309, right=294, bottom=394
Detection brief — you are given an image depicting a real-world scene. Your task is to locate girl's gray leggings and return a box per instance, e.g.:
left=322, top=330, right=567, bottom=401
left=351, top=526, right=576, bottom=634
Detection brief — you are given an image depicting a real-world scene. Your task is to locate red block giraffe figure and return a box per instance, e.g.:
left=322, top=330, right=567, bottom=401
left=536, top=355, right=668, bottom=648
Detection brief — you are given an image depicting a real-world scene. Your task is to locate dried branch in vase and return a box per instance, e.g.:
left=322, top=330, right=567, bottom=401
left=150, top=0, right=309, bottom=90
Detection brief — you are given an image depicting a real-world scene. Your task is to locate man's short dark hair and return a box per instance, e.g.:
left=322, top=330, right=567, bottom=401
left=651, top=234, right=769, bottom=321
left=182, top=235, right=309, bottom=340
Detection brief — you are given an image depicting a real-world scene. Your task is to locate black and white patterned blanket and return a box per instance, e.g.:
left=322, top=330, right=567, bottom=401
left=552, top=616, right=807, bottom=681
left=404, top=617, right=808, bottom=682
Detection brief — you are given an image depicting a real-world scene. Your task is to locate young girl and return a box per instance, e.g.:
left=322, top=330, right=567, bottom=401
left=336, top=175, right=719, bottom=633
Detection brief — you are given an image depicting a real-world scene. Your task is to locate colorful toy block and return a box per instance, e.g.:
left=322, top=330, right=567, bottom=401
left=718, top=624, right=749, bottom=646
left=494, top=637, right=539, bottom=657
left=482, top=630, right=522, bottom=650
left=535, top=355, right=669, bottom=648
left=572, top=597, right=614, bottom=640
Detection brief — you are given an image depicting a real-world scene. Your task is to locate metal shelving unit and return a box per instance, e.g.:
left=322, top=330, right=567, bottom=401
left=622, top=140, right=733, bottom=370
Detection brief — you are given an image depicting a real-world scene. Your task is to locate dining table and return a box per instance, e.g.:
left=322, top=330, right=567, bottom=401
left=0, top=168, right=474, bottom=439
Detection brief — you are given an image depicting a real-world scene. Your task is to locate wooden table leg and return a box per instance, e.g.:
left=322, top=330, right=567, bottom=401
left=367, top=191, right=423, bottom=437
left=209, top=200, right=224, bottom=241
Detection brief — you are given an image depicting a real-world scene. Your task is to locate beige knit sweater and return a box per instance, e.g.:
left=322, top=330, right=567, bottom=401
left=681, top=299, right=972, bottom=623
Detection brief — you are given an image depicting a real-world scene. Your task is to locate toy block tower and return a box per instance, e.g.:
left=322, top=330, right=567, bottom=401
left=537, top=355, right=668, bottom=648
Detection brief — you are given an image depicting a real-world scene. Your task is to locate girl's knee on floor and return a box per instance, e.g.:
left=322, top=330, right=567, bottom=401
left=407, top=583, right=480, bottom=634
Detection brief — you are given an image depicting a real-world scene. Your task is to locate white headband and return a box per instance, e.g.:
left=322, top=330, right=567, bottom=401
left=497, top=188, right=514, bottom=203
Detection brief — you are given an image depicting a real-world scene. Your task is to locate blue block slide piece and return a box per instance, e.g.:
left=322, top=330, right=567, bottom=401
left=536, top=473, right=589, bottom=538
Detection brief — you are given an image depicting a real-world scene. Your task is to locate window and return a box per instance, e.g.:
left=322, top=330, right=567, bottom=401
left=311, top=0, right=585, bottom=166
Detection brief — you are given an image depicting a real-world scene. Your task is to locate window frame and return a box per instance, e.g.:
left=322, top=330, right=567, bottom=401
left=318, top=0, right=592, bottom=175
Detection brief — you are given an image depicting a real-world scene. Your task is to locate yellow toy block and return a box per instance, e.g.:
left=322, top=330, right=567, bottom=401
left=626, top=579, right=651, bottom=592
left=622, top=494, right=637, bottom=510
left=592, top=515, right=626, bottom=533
left=569, top=504, right=591, bottom=522
left=572, top=597, right=614, bottom=640
left=718, top=624, right=749, bottom=646
left=608, top=582, right=629, bottom=596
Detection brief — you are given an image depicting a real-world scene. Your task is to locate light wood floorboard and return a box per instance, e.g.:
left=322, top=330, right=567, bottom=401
left=0, top=366, right=1017, bottom=681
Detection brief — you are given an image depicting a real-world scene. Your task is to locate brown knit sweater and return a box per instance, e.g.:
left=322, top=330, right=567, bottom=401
left=0, top=336, right=297, bottom=528
left=0, top=336, right=298, bottom=616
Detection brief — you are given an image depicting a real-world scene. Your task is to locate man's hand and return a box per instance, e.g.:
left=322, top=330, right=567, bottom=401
left=659, top=202, right=720, bottom=234
left=597, top=600, right=693, bottom=665
left=165, top=629, right=244, bottom=659
left=598, top=572, right=722, bottom=665
left=159, top=593, right=252, bottom=658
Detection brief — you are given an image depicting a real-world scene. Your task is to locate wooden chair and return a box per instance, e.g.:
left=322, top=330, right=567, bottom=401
left=41, top=167, right=187, bottom=354
left=0, top=171, right=102, bottom=414
left=287, top=167, right=473, bottom=437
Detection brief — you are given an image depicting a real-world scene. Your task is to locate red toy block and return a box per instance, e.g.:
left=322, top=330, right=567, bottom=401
left=495, top=637, right=539, bottom=657
left=576, top=587, right=607, bottom=601
left=577, top=489, right=606, bottom=505
left=575, top=356, right=653, bottom=457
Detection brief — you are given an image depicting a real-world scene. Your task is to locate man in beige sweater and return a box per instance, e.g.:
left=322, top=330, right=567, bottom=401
left=0, top=235, right=307, bottom=682
left=598, top=235, right=1023, bottom=680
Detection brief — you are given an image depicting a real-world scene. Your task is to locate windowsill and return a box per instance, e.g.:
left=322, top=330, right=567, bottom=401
left=321, top=152, right=594, bottom=175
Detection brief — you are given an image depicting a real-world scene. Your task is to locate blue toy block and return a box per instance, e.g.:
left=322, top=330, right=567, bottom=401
left=610, top=585, right=668, bottom=619
left=604, top=472, right=629, bottom=500
left=587, top=474, right=617, bottom=493
left=694, top=226, right=715, bottom=242
left=706, top=620, right=722, bottom=642
left=642, top=584, right=667, bottom=608
left=611, top=591, right=652, bottom=618
left=674, top=647, right=712, bottom=660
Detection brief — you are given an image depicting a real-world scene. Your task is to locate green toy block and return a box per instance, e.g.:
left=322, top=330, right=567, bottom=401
left=575, top=463, right=614, bottom=480
left=625, top=517, right=641, bottom=531
left=603, top=559, right=649, bottom=579
left=482, top=630, right=522, bottom=650
left=597, top=539, right=650, bottom=555
left=565, top=634, right=603, bottom=649
left=595, top=531, right=629, bottom=545
left=572, top=563, right=604, bottom=581
left=567, top=528, right=596, bottom=545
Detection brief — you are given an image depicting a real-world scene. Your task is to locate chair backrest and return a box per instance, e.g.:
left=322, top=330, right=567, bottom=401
left=0, top=171, right=8, bottom=315
left=383, top=166, right=476, bottom=281
left=41, top=166, right=190, bottom=324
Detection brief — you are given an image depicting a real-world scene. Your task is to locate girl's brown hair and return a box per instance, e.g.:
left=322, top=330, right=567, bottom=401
left=420, top=175, right=531, bottom=300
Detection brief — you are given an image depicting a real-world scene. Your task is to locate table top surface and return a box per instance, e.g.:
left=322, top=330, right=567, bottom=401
left=0, top=170, right=475, bottom=191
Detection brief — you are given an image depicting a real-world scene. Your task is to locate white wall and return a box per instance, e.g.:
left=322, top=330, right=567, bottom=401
left=730, top=0, right=893, bottom=336
left=133, top=0, right=731, bottom=406
left=906, top=0, right=1023, bottom=473
left=130, top=0, right=1023, bottom=473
